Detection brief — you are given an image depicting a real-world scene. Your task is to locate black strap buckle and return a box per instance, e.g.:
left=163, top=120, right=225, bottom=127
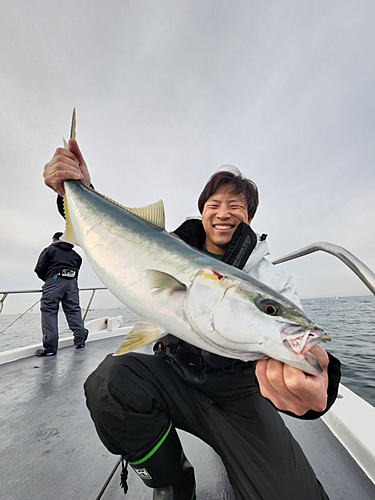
left=155, top=341, right=207, bottom=367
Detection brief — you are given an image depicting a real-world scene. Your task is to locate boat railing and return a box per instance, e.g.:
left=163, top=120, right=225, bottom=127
left=0, top=286, right=107, bottom=334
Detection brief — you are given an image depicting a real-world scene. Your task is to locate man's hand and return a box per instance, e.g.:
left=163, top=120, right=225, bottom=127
left=255, top=346, right=329, bottom=416
left=44, top=139, right=91, bottom=197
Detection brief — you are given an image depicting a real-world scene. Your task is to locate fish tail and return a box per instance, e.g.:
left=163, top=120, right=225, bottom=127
left=61, top=192, right=80, bottom=246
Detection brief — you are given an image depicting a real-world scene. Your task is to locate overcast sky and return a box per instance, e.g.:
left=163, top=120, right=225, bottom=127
left=1, top=0, right=375, bottom=313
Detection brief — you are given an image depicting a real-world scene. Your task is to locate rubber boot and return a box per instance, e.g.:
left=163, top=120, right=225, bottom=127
left=128, top=422, right=196, bottom=499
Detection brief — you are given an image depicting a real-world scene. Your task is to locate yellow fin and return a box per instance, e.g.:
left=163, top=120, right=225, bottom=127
left=70, top=108, right=76, bottom=140
left=146, top=269, right=187, bottom=293
left=63, top=108, right=76, bottom=148
left=82, top=183, right=166, bottom=229
left=125, top=200, right=165, bottom=229
left=61, top=109, right=80, bottom=245
left=113, top=320, right=165, bottom=356
left=61, top=193, right=80, bottom=246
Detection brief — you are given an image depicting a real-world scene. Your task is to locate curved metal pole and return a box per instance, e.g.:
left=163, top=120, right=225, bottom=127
left=272, top=241, right=375, bottom=296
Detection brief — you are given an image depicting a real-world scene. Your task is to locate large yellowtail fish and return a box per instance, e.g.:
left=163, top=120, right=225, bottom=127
left=61, top=180, right=331, bottom=375
left=62, top=112, right=330, bottom=375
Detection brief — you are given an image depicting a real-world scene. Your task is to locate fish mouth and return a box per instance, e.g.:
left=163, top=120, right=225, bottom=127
left=281, top=323, right=331, bottom=355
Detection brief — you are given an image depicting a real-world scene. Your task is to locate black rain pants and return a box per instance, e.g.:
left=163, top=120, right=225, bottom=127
left=40, top=276, right=88, bottom=352
left=84, top=352, right=329, bottom=500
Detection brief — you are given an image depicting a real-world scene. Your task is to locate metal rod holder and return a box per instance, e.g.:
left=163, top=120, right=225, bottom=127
left=272, top=241, right=375, bottom=296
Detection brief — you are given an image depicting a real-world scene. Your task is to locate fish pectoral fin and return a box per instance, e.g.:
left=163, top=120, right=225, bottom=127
left=146, top=269, right=187, bottom=294
left=113, top=320, right=166, bottom=356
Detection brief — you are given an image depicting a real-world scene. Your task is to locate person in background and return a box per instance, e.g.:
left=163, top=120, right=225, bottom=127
left=34, top=231, right=88, bottom=356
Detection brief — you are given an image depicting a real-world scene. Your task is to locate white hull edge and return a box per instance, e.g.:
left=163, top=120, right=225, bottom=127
left=322, top=383, right=375, bottom=484
left=0, top=318, right=132, bottom=365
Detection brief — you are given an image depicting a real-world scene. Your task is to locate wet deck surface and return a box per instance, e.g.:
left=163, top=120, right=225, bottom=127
left=1, top=336, right=375, bottom=500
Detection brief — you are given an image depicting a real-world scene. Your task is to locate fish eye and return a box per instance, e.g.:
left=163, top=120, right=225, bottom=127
left=261, top=300, right=280, bottom=316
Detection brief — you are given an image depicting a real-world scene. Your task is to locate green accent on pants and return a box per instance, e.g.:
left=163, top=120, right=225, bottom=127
left=129, top=421, right=173, bottom=465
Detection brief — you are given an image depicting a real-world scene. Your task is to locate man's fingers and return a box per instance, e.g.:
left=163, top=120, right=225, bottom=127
left=282, top=364, right=317, bottom=397
left=256, top=359, right=314, bottom=416
left=282, top=349, right=329, bottom=411
left=52, top=147, right=79, bottom=164
left=68, top=139, right=91, bottom=185
left=68, top=139, right=86, bottom=166
left=44, top=166, right=82, bottom=195
left=256, top=349, right=331, bottom=417
left=43, top=142, right=90, bottom=196
left=49, top=155, right=80, bottom=171
left=256, top=353, right=329, bottom=415
left=260, top=358, right=298, bottom=395
left=309, top=345, right=329, bottom=369
left=256, top=360, right=297, bottom=405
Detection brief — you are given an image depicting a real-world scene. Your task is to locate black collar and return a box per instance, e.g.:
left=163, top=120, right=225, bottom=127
left=173, top=219, right=259, bottom=270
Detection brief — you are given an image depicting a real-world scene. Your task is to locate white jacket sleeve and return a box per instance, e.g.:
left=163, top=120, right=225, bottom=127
left=245, top=258, right=303, bottom=310
left=276, top=274, right=303, bottom=310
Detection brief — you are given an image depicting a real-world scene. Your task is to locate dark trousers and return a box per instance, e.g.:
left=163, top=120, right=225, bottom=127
left=40, top=277, right=88, bottom=352
left=84, top=352, right=328, bottom=500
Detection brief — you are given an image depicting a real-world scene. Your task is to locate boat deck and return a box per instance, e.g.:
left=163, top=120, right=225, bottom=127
left=1, top=336, right=375, bottom=500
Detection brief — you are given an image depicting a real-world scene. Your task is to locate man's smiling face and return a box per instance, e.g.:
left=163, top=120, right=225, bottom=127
left=202, top=185, right=251, bottom=255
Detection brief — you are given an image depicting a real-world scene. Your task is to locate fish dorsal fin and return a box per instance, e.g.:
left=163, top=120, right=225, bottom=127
left=125, top=200, right=165, bottom=229
left=84, top=184, right=166, bottom=229
left=146, top=269, right=187, bottom=293
left=113, top=320, right=166, bottom=356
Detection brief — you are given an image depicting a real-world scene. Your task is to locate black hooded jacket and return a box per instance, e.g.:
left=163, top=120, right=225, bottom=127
left=34, top=241, right=82, bottom=282
left=173, top=218, right=259, bottom=267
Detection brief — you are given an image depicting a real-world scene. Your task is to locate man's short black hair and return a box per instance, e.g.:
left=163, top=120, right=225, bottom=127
left=198, top=167, right=259, bottom=220
left=52, top=232, right=63, bottom=240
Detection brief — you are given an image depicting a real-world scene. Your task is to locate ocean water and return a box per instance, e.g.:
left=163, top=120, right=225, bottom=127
left=0, top=295, right=374, bottom=407
left=301, top=295, right=375, bottom=408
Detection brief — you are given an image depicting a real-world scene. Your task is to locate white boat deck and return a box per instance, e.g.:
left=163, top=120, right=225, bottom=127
left=1, top=336, right=375, bottom=500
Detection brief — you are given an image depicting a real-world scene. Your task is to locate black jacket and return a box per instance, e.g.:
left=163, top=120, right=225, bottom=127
left=34, top=241, right=82, bottom=282
left=173, top=218, right=259, bottom=268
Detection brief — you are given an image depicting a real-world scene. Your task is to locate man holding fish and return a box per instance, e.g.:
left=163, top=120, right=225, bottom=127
left=44, top=137, right=340, bottom=499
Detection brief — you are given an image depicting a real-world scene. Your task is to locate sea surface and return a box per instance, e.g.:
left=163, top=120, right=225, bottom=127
left=0, top=295, right=374, bottom=407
